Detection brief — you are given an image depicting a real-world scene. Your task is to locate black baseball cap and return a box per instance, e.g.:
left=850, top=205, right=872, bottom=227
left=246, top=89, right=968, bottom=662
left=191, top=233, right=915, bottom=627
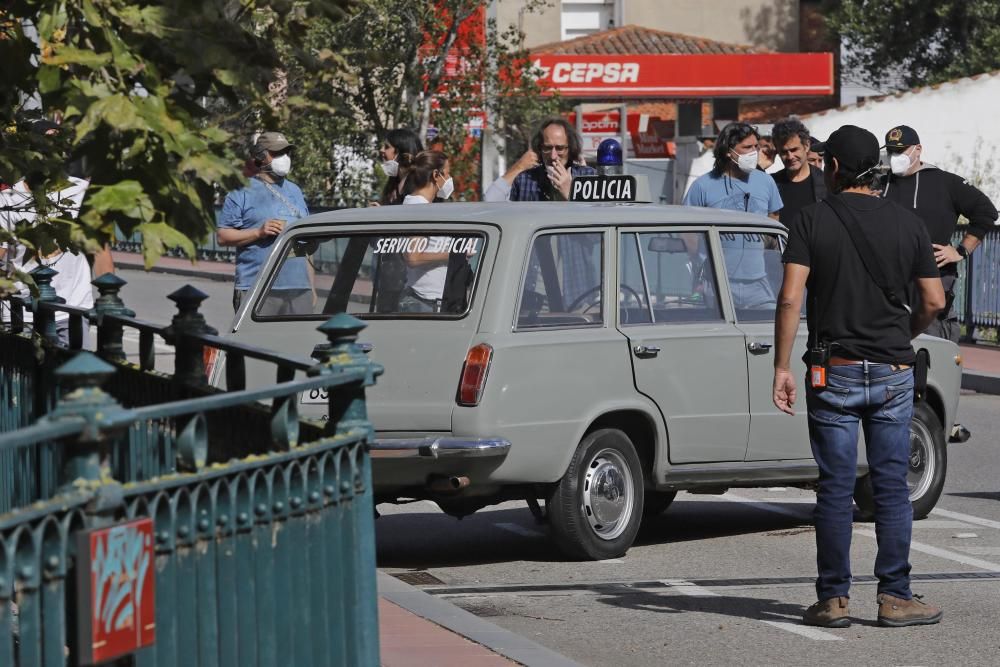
left=883, top=125, right=920, bottom=151
left=808, top=136, right=823, bottom=153
left=810, top=125, right=879, bottom=174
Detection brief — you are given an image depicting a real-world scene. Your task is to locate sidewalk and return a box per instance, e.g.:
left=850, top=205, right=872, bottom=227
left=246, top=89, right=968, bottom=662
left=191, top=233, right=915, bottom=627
left=960, top=342, right=1000, bottom=394
left=112, top=250, right=236, bottom=282
left=377, top=572, right=584, bottom=667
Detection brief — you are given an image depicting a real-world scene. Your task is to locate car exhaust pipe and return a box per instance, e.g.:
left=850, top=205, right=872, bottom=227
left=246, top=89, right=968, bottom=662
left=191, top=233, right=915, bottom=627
left=427, top=475, right=470, bottom=493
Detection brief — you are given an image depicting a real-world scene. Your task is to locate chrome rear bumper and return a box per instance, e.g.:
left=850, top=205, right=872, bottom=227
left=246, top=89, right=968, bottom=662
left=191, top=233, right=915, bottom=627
left=370, top=436, right=510, bottom=459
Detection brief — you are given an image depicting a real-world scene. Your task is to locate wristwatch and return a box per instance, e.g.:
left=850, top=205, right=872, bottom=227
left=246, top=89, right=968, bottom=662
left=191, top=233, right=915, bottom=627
left=955, top=244, right=969, bottom=260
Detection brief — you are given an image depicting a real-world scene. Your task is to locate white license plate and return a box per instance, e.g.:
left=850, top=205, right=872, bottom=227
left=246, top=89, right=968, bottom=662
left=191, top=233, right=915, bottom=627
left=300, top=388, right=329, bottom=404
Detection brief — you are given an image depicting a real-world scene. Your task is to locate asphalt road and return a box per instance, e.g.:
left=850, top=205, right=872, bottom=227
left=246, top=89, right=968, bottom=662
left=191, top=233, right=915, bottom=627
left=377, top=392, right=1000, bottom=667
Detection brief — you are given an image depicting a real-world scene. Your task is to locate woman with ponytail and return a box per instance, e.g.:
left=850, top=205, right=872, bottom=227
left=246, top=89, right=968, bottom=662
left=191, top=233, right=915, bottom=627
left=377, top=128, right=423, bottom=206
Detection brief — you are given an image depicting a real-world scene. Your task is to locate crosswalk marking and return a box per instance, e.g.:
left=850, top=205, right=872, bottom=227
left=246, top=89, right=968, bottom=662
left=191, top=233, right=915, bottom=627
left=724, top=493, right=1000, bottom=572
left=931, top=507, right=1000, bottom=531
left=660, top=579, right=719, bottom=597
left=853, top=527, right=1000, bottom=571
left=761, top=620, right=843, bottom=641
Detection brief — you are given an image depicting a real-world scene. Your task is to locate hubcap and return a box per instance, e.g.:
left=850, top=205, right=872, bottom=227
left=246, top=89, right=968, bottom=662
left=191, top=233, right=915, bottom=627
left=907, top=419, right=935, bottom=501
left=582, top=448, right=634, bottom=541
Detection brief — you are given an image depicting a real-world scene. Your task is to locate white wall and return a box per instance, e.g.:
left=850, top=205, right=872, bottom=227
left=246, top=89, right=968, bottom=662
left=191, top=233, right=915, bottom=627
left=801, top=73, right=1000, bottom=200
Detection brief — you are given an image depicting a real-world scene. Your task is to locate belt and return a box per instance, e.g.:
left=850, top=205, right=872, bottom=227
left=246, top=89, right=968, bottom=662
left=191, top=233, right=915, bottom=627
left=829, top=356, right=911, bottom=370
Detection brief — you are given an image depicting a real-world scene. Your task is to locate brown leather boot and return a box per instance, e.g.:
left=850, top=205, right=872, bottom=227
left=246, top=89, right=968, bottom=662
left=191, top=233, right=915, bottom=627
left=877, top=593, right=943, bottom=627
left=803, top=596, right=850, bottom=628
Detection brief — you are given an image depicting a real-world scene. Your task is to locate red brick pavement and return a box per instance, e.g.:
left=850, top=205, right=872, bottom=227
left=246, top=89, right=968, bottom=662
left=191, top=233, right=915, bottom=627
left=960, top=342, right=1000, bottom=375
left=378, top=599, right=519, bottom=667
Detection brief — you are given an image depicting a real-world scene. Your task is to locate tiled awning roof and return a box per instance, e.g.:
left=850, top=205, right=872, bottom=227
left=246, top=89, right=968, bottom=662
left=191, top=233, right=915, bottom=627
left=532, top=24, right=766, bottom=56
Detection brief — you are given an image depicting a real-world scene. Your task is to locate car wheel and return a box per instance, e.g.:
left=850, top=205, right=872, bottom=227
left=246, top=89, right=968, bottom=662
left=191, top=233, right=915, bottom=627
left=548, top=428, right=644, bottom=560
left=642, top=491, right=678, bottom=518
left=853, top=401, right=947, bottom=520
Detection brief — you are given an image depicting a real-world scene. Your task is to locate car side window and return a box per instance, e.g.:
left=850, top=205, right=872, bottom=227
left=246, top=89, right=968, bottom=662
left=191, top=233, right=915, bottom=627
left=517, top=232, right=604, bottom=329
left=636, top=232, right=723, bottom=323
left=719, top=231, right=782, bottom=322
left=618, top=233, right=652, bottom=324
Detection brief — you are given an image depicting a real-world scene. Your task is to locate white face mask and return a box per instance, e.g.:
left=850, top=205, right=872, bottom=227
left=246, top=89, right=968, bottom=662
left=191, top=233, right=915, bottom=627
left=732, top=150, right=759, bottom=174
left=889, top=151, right=912, bottom=176
left=438, top=176, right=454, bottom=200
left=381, top=159, right=399, bottom=177
left=269, top=154, right=291, bottom=177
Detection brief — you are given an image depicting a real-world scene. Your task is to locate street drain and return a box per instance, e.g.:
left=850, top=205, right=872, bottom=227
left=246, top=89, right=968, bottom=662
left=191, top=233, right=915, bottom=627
left=390, top=571, right=446, bottom=586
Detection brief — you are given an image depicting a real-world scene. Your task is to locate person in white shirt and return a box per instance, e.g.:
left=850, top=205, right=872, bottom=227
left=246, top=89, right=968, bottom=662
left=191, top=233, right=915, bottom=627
left=398, top=150, right=454, bottom=313
left=1, top=176, right=97, bottom=346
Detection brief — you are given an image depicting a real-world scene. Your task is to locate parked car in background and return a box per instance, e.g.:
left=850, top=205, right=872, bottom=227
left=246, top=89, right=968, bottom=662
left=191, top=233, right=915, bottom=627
left=212, top=202, right=964, bottom=560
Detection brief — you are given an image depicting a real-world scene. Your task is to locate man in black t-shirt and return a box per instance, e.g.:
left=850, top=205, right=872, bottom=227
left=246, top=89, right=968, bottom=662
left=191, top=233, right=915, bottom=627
left=772, top=125, right=945, bottom=629
left=882, top=124, right=998, bottom=342
left=771, top=118, right=827, bottom=227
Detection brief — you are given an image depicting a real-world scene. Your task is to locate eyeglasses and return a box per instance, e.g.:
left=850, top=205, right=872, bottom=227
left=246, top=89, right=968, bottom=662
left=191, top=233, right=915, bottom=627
left=541, top=144, right=569, bottom=154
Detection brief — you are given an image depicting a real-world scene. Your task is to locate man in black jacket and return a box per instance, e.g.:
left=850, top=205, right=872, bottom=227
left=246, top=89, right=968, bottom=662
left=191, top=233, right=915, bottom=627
left=771, top=118, right=827, bottom=227
left=882, top=125, right=998, bottom=342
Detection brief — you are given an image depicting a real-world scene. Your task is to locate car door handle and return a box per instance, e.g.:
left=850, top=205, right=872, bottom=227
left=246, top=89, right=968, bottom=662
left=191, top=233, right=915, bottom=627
left=633, top=345, right=661, bottom=358
left=747, top=341, right=772, bottom=355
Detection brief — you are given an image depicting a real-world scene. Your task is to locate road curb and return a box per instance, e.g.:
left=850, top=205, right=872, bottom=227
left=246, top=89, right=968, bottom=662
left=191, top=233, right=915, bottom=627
left=962, top=370, right=1000, bottom=395
left=377, top=571, right=585, bottom=667
left=115, top=259, right=234, bottom=283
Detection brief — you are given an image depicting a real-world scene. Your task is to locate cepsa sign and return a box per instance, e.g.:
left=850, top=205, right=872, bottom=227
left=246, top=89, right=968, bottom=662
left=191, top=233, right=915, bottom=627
left=531, top=53, right=834, bottom=98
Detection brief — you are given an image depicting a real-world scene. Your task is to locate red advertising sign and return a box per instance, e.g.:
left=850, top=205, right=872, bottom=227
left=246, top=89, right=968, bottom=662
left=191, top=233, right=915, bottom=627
left=76, top=517, right=156, bottom=664
left=567, top=111, right=649, bottom=135
left=532, top=53, right=835, bottom=98
left=569, top=110, right=676, bottom=158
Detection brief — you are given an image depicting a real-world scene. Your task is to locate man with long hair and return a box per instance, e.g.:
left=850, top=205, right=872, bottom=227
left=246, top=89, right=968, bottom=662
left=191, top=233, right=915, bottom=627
left=483, top=117, right=596, bottom=202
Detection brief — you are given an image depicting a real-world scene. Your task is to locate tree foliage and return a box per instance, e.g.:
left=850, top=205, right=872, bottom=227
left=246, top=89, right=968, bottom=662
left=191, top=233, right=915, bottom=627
left=826, top=0, right=1000, bottom=89
left=0, top=0, right=351, bottom=293
left=288, top=0, right=560, bottom=202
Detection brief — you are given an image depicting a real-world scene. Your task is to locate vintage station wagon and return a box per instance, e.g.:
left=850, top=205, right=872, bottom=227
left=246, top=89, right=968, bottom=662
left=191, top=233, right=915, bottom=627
left=215, top=202, right=963, bottom=560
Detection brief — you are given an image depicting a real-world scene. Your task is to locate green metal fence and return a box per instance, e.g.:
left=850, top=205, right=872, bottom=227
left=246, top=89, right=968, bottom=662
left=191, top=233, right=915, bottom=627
left=0, top=267, right=383, bottom=666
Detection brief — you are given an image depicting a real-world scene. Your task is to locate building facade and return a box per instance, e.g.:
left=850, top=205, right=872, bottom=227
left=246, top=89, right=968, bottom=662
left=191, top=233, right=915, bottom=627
left=498, top=0, right=809, bottom=53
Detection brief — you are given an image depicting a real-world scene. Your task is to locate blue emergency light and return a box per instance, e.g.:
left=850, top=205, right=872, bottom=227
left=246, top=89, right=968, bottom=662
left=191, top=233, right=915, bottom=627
left=596, top=138, right=623, bottom=168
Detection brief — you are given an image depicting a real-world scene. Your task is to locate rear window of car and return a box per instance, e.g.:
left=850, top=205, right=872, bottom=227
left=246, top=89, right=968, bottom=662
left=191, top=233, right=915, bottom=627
left=253, top=231, right=487, bottom=320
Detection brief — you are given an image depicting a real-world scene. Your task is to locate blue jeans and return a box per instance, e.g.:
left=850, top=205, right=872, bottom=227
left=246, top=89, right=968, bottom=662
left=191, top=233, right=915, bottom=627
left=398, top=292, right=438, bottom=313
left=806, top=363, right=915, bottom=601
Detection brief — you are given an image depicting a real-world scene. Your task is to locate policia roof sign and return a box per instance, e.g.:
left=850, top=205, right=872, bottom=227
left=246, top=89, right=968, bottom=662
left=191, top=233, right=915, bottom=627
left=571, top=175, right=651, bottom=202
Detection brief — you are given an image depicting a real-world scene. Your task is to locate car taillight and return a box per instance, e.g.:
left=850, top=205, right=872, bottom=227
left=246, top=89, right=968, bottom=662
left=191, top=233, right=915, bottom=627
left=458, top=343, right=493, bottom=406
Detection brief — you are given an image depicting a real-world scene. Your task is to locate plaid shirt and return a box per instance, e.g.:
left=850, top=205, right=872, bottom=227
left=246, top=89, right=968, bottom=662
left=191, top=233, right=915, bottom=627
left=513, top=164, right=600, bottom=307
left=510, top=164, right=597, bottom=201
